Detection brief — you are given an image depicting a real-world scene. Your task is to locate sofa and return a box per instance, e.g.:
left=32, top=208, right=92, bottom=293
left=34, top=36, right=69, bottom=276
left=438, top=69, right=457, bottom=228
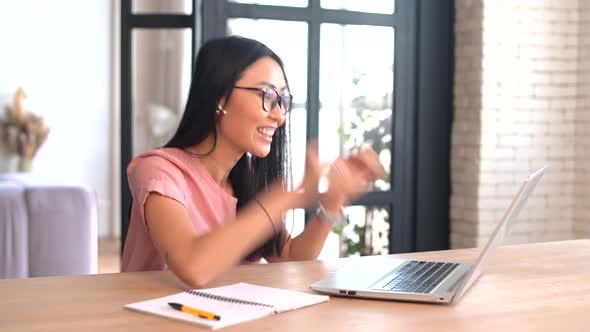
left=0, top=175, right=97, bottom=279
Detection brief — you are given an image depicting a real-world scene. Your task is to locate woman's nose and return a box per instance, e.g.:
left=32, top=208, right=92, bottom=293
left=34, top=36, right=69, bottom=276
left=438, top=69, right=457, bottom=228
left=268, top=103, right=286, bottom=123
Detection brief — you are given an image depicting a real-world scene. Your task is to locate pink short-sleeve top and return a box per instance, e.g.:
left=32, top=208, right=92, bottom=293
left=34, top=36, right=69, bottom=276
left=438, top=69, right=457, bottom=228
left=121, top=148, right=240, bottom=272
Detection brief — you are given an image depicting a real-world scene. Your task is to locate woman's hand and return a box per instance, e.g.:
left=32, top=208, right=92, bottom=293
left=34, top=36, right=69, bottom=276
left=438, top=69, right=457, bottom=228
left=271, top=144, right=385, bottom=262
left=321, top=145, right=385, bottom=211
left=293, top=141, right=322, bottom=208
left=267, top=143, right=384, bottom=212
left=263, top=141, right=322, bottom=211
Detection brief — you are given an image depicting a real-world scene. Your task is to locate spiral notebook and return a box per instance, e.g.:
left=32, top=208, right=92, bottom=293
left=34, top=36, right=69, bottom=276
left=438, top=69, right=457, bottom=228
left=125, top=283, right=329, bottom=329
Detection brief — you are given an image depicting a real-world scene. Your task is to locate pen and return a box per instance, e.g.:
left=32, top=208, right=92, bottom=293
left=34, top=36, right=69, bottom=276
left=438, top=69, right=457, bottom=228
left=168, top=302, right=221, bottom=321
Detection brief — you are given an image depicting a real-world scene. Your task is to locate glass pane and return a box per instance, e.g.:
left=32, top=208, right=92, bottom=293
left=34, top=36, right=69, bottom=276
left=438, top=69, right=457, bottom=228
left=284, top=209, right=305, bottom=238
left=319, top=206, right=390, bottom=259
left=133, top=0, right=192, bottom=14
left=132, top=29, right=191, bottom=156
left=321, top=0, right=394, bottom=14
left=227, top=19, right=308, bottom=186
left=229, top=0, right=308, bottom=8
left=319, top=24, right=394, bottom=192
left=342, top=206, right=390, bottom=256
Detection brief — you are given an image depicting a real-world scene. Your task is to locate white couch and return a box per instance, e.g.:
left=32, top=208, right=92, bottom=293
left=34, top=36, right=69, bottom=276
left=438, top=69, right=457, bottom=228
left=0, top=175, right=97, bottom=279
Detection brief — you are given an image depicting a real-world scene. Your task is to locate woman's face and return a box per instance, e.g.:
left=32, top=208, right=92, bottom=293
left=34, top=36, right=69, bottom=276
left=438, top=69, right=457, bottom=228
left=218, top=56, right=288, bottom=158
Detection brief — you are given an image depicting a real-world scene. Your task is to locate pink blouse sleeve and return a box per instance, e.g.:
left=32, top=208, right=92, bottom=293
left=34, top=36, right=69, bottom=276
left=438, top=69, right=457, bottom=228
left=127, top=155, right=187, bottom=226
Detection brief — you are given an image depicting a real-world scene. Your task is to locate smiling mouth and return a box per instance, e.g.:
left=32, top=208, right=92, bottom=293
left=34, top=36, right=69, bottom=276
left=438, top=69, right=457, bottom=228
left=257, top=127, right=276, bottom=138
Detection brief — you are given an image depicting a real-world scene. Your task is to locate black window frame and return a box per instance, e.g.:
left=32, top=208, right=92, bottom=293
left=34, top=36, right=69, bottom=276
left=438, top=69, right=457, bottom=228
left=120, top=0, right=199, bottom=252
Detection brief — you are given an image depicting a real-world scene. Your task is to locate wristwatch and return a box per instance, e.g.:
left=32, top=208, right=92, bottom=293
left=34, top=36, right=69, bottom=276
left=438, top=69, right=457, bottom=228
left=316, top=203, right=346, bottom=228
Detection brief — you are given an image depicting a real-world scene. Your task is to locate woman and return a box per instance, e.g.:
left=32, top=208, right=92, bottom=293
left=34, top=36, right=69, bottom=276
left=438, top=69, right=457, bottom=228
left=122, top=36, right=384, bottom=287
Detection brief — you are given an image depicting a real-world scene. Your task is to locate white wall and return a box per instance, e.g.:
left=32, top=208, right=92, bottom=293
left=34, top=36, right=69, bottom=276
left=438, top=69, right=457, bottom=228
left=0, top=0, right=113, bottom=237
left=453, top=0, right=589, bottom=248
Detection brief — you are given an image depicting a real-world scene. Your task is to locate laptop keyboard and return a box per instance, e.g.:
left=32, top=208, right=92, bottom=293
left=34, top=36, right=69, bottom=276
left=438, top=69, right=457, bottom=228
left=378, top=261, right=459, bottom=293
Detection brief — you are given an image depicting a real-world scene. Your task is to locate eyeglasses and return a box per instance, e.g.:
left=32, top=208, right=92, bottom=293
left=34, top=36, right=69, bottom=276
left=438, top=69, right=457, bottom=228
left=233, top=86, right=293, bottom=115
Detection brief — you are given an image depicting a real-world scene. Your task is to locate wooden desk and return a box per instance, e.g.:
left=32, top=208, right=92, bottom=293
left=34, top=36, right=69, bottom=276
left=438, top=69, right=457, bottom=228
left=2, top=240, right=589, bottom=331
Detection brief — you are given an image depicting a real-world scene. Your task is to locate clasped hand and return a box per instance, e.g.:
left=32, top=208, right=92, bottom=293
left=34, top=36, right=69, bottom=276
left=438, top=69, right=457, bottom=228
left=293, top=142, right=386, bottom=211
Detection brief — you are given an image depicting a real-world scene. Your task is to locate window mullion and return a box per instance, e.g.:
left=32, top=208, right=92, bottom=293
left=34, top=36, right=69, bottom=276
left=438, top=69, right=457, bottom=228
left=320, top=9, right=395, bottom=27
left=306, top=0, right=321, bottom=141
left=302, top=0, right=321, bottom=225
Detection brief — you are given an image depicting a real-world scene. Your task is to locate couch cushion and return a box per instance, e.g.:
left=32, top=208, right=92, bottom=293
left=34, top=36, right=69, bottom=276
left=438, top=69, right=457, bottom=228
left=26, top=186, right=97, bottom=277
left=0, top=183, right=29, bottom=279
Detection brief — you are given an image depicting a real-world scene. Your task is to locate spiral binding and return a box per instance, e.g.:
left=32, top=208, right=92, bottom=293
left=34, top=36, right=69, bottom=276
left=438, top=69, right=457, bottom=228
left=186, top=289, right=273, bottom=308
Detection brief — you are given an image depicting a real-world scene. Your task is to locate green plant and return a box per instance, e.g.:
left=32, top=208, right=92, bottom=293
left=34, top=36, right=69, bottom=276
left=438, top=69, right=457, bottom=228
left=336, top=109, right=392, bottom=257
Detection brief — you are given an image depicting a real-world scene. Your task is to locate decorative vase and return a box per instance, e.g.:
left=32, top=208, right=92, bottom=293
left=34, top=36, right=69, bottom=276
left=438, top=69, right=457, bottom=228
left=18, top=157, right=33, bottom=172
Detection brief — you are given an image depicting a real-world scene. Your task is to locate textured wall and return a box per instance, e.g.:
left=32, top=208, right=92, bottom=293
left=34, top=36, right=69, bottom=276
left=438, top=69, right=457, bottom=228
left=452, top=0, right=588, bottom=248
left=575, top=1, right=590, bottom=239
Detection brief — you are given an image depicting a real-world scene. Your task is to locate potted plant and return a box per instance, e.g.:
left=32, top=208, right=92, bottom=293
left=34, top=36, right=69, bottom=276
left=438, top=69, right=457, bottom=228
left=0, top=87, right=49, bottom=172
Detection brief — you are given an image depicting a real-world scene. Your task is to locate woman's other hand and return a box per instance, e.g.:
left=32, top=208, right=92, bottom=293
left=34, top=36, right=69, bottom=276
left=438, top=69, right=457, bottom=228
left=322, top=145, right=385, bottom=210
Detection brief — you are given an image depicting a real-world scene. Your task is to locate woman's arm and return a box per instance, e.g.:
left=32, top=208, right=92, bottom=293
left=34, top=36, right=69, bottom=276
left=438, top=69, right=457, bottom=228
left=271, top=215, right=332, bottom=262
left=145, top=184, right=293, bottom=288
left=144, top=145, right=322, bottom=288
left=269, top=145, right=385, bottom=262
left=267, top=200, right=340, bottom=262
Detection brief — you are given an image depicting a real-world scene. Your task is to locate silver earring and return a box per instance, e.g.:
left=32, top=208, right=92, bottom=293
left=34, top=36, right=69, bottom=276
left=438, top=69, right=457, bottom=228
left=216, top=104, right=227, bottom=115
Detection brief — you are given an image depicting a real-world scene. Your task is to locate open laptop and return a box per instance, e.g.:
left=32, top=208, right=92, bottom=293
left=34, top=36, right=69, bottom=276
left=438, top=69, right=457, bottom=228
left=311, top=166, right=546, bottom=304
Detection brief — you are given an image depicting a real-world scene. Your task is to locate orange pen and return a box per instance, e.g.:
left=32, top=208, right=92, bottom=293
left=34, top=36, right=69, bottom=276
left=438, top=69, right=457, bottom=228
left=168, top=302, right=221, bottom=321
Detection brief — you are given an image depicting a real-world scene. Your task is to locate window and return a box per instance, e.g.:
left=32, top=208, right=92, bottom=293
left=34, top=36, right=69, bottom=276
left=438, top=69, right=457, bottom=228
left=120, top=0, right=199, bottom=251
left=131, top=28, right=191, bottom=155
left=132, top=0, right=193, bottom=14
left=205, top=0, right=398, bottom=258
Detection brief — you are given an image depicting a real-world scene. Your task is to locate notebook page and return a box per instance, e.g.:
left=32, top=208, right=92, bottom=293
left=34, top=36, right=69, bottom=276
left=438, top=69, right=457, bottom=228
left=125, top=291, right=274, bottom=330
left=202, top=283, right=330, bottom=313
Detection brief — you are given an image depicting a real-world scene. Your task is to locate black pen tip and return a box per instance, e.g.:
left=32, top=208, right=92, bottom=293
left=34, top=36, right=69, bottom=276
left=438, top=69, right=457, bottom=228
left=168, top=302, right=182, bottom=310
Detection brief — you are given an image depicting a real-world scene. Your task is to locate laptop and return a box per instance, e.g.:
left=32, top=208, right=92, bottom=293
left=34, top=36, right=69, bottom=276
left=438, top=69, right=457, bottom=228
left=310, top=166, right=546, bottom=304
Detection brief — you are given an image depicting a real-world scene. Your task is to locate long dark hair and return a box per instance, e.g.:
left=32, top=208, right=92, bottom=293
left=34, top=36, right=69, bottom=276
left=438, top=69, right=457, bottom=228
left=164, top=36, right=291, bottom=259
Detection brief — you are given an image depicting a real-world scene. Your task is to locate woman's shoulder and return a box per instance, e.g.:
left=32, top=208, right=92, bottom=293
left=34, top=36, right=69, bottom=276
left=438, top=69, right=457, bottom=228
left=126, top=148, right=192, bottom=212
left=127, top=148, right=208, bottom=183
left=127, top=148, right=191, bottom=180
left=129, top=148, right=183, bottom=171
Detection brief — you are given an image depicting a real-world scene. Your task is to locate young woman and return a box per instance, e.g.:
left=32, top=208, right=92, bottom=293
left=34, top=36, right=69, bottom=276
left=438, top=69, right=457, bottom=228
left=122, top=36, right=384, bottom=287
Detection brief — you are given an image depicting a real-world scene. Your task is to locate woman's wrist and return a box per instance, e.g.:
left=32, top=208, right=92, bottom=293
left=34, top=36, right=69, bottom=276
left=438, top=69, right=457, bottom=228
left=315, top=201, right=346, bottom=228
left=319, top=191, right=345, bottom=213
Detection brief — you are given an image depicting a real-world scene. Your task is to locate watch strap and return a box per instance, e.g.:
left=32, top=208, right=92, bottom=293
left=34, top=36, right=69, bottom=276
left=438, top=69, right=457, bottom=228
left=316, top=203, right=346, bottom=228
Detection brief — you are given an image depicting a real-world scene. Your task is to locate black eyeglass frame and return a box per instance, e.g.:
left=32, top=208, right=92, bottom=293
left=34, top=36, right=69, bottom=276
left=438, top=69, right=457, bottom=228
left=233, top=86, right=293, bottom=115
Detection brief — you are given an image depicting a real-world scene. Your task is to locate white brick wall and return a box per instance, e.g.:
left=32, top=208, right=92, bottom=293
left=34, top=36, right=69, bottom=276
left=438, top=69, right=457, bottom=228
left=452, top=0, right=588, bottom=248
left=575, top=2, right=590, bottom=238
left=451, top=0, right=484, bottom=249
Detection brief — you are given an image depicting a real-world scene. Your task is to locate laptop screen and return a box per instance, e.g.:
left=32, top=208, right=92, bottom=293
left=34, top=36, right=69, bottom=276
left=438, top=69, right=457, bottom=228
left=452, top=166, right=546, bottom=303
